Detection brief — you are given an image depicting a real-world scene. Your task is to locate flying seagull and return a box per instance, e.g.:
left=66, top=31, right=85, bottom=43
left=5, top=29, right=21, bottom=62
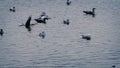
left=25, top=16, right=32, bottom=31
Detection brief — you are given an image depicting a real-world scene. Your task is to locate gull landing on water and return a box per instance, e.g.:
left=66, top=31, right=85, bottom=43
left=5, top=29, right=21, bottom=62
left=35, top=12, right=51, bottom=24
left=83, top=8, right=96, bottom=17
left=35, top=16, right=50, bottom=24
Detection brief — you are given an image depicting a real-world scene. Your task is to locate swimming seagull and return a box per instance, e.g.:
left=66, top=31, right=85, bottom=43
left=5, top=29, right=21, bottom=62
left=83, top=8, right=96, bottom=17
left=40, top=12, right=46, bottom=17
left=63, top=19, right=70, bottom=25
left=39, top=31, right=45, bottom=39
left=0, top=29, right=4, bottom=36
left=112, top=65, right=116, bottom=68
left=81, top=34, right=91, bottom=40
left=66, top=0, right=71, bottom=6
left=10, top=7, right=15, bottom=12
left=25, top=16, right=32, bottom=31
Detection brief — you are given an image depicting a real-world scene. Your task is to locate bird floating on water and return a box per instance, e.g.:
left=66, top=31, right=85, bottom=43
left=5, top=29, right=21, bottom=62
left=63, top=19, right=70, bottom=25
left=83, top=8, right=96, bottom=17
left=0, top=29, right=4, bottom=36
left=66, top=0, right=71, bottom=6
left=112, top=65, right=116, bottom=68
left=39, top=31, right=45, bottom=39
left=40, top=12, right=46, bottom=17
left=80, top=33, right=91, bottom=40
left=10, top=7, right=15, bottom=12
left=81, top=34, right=91, bottom=40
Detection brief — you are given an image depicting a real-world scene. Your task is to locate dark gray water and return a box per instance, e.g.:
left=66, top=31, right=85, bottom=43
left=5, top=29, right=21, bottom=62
left=0, top=0, right=120, bottom=68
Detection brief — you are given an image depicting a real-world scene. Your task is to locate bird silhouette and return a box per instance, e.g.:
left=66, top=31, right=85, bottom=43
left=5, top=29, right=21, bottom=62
left=0, top=29, right=4, bottom=36
left=112, top=65, right=116, bottom=68
left=66, top=0, right=71, bottom=6
left=39, top=31, right=45, bottom=39
left=83, top=8, right=96, bottom=17
left=63, top=19, right=70, bottom=25
left=10, top=7, right=15, bottom=12
left=35, top=15, right=50, bottom=24
left=81, top=34, right=91, bottom=40
left=25, top=16, right=32, bottom=31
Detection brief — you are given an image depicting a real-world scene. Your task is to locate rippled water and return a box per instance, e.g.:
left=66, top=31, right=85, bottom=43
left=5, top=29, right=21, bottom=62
left=0, top=0, right=120, bottom=68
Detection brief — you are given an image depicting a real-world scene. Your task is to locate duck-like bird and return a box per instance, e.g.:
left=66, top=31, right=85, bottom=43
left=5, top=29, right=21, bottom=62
left=10, top=7, right=15, bottom=12
left=66, top=0, right=71, bottom=6
left=25, top=16, right=32, bottom=31
left=81, top=34, right=91, bottom=40
left=83, top=8, right=96, bottom=17
left=0, top=29, right=4, bottom=36
left=39, top=31, right=45, bottom=39
left=112, top=65, right=116, bottom=68
left=63, top=19, right=70, bottom=25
